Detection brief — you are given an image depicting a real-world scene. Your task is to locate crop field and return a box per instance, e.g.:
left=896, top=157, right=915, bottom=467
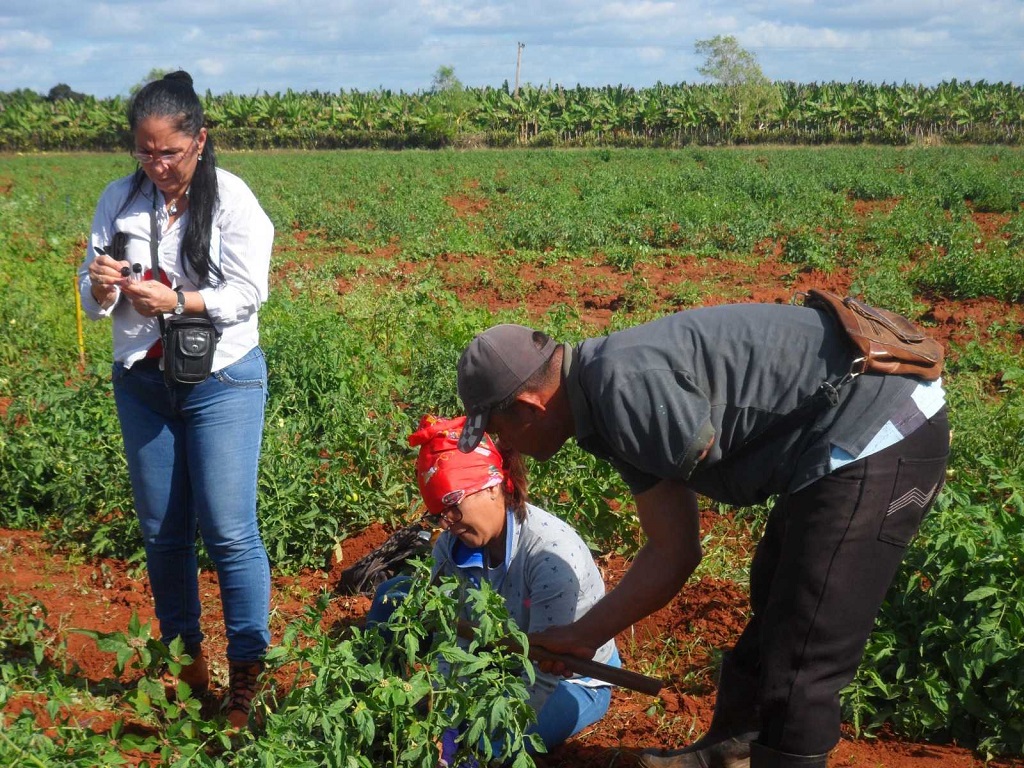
left=1, top=146, right=1023, bottom=767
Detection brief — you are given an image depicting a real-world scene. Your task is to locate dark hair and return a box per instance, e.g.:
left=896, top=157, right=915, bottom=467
left=122, top=70, right=222, bottom=287
left=498, top=446, right=530, bottom=521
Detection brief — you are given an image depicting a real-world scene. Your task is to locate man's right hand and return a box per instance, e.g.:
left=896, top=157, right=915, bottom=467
left=530, top=479, right=703, bottom=670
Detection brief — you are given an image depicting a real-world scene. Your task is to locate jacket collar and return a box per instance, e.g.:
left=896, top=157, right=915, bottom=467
left=562, top=341, right=595, bottom=443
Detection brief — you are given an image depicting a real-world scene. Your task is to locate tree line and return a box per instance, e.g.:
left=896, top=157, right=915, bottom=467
left=3, top=34, right=1021, bottom=151
left=3, top=79, right=1021, bottom=152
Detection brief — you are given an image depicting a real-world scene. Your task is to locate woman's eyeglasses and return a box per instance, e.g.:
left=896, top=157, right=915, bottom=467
left=132, top=138, right=198, bottom=167
left=423, top=505, right=463, bottom=528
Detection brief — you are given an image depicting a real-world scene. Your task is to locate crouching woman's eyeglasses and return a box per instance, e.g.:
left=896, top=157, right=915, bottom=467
left=423, top=505, right=462, bottom=528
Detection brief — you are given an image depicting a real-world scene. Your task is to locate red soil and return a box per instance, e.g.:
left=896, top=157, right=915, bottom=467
left=2, top=523, right=1021, bottom=767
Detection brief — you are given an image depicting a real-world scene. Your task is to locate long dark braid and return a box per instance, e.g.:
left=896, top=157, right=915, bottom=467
left=125, top=70, right=222, bottom=287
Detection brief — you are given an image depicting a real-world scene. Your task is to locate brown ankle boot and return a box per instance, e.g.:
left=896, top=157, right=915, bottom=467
left=225, top=660, right=264, bottom=730
left=162, top=645, right=210, bottom=700
left=749, top=743, right=828, bottom=767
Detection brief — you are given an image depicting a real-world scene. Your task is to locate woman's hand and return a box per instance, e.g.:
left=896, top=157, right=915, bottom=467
left=121, top=280, right=178, bottom=317
left=88, top=253, right=127, bottom=306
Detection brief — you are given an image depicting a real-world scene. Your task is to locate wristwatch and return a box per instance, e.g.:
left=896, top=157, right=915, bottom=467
left=173, top=289, right=185, bottom=315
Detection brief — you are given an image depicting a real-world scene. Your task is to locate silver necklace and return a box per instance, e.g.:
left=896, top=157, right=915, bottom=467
left=168, top=188, right=190, bottom=216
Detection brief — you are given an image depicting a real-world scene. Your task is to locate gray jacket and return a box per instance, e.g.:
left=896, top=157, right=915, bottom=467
left=565, top=303, right=918, bottom=506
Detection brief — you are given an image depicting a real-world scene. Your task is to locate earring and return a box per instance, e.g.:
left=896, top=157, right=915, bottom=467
left=198, top=154, right=203, bottom=161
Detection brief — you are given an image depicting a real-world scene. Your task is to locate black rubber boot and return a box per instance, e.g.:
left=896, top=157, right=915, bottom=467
left=749, top=742, right=828, bottom=767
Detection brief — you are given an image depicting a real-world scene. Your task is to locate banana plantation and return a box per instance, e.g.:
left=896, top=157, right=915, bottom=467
left=2, top=79, right=1022, bottom=151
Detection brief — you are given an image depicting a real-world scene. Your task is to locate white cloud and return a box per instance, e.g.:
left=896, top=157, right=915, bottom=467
left=414, top=0, right=510, bottom=28
left=0, top=29, right=51, bottom=53
left=196, top=58, right=226, bottom=78
left=637, top=46, right=667, bottom=64
left=604, top=2, right=677, bottom=22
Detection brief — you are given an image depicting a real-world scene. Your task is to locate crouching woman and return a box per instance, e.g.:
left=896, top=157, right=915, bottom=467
left=369, top=414, right=620, bottom=754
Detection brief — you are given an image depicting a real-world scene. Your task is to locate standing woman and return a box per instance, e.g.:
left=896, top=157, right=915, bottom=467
left=78, top=71, right=274, bottom=729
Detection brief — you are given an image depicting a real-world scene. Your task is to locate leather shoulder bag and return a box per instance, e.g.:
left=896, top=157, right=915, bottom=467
left=149, top=203, right=219, bottom=386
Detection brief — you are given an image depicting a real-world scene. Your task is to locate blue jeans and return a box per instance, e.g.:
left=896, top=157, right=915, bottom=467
left=369, top=576, right=613, bottom=752
left=112, top=347, right=271, bottom=662
left=530, top=677, right=613, bottom=751
left=437, top=678, right=612, bottom=764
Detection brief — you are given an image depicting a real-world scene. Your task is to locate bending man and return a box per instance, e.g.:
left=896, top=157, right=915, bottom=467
left=453, top=303, right=949, bottom=768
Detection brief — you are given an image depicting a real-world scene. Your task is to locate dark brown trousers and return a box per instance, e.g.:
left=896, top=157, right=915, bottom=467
left=731, top=408, right=950, bottom=756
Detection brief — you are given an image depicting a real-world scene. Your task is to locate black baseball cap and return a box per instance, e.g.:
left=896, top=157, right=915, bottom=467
left=456, top=324, right=556, bottom=452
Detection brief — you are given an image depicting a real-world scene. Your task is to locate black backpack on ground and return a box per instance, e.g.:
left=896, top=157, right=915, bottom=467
left=336, top=522, right=434, bottom=596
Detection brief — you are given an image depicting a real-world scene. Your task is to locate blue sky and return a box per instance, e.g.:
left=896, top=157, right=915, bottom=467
left=2, top=0, right=1021, bottom=98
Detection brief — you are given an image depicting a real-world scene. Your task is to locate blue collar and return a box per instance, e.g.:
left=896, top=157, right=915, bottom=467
left=450, top=508, right=518, bottom=590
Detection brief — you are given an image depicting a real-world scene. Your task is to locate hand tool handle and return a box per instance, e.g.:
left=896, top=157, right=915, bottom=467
left=456, top=620, right=664, bottom=696
left=526, top=645, right=664, bottom=696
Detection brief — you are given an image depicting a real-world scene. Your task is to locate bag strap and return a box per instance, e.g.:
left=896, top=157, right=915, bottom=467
left=149, top=198, right=168, bottom=339
left=149, top=186, right=218, bottom=336
left=710, top=286, right=940, bottom=476
left=713, top=293, right=880, bottom=470
left=716, top=375, right=849, bottom=469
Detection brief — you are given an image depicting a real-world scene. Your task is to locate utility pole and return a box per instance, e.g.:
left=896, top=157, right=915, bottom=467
left=514, top=42, right=525, bottom=99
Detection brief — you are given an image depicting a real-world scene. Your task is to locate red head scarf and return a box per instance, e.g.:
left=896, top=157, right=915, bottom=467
left=409, top=415, right=505, bottom=514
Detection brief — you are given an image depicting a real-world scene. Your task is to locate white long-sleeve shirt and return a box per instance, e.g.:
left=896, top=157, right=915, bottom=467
left=78, top=169, right=274, bottom=370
